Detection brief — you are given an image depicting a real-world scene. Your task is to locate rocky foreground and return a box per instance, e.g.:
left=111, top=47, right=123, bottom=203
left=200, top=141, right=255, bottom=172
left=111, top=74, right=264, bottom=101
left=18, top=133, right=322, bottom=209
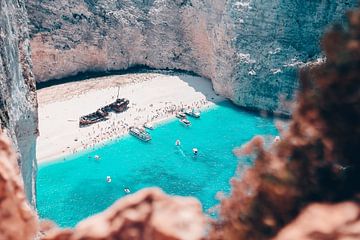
left=0, top=0, right=38, bottom=206
left=0, top=0, right=359, bottom=239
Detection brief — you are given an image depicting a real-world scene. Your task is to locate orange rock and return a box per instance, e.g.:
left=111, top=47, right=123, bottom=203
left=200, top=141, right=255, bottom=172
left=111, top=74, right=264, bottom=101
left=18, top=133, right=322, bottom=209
left=0, top=134, right=38, bottom=240
left=41, top=188, right=206, bottom=240
left=274, top=202, right=360, bottom=240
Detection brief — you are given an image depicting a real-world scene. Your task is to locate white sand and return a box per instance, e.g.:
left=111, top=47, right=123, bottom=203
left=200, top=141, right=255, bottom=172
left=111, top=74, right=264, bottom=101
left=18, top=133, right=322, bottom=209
left=37, top=72, right=224, bottom=163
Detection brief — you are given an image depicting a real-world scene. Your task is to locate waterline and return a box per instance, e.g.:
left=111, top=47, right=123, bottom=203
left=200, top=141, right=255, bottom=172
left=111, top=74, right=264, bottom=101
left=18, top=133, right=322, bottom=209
left=37, top=101, right=278, bottom=227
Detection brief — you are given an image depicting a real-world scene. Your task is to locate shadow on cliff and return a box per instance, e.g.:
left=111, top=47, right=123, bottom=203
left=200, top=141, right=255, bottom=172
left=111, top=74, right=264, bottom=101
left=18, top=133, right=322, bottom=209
left=36, top=65, right=199, bottom=90
left=178, top=74, right=291, bottom=119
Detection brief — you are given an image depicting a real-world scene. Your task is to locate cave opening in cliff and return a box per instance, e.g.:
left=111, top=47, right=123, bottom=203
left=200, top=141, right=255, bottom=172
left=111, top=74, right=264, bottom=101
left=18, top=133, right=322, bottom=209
left=35, top=65, right=201, bottom=90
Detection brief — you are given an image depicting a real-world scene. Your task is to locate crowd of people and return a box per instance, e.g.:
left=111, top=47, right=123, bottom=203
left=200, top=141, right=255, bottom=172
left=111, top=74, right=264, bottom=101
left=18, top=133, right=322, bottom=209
left=65, top=98, right=211, bottom=156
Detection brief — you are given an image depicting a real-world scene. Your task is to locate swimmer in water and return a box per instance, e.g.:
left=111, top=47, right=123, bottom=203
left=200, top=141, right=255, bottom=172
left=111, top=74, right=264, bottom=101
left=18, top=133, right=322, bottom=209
left=175, top=139, right=181, bottom=146
left=124, top=187, right=131, bottom=194
left=106, top=176, right=112, bottom=183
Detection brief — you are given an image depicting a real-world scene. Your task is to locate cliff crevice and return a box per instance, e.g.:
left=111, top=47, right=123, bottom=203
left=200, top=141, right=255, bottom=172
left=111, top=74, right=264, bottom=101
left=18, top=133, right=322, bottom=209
left=0, top=0, right=38, bottom=206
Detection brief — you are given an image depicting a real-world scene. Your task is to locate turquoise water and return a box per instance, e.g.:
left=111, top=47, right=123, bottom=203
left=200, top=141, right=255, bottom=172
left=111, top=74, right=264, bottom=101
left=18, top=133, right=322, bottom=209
left=37, top=101, right=278, bottom=227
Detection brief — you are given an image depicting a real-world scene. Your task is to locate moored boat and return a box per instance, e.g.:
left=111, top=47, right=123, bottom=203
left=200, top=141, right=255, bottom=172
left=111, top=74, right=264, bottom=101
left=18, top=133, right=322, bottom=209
left=143, top=122, right=154, bottom=130
left=176, top=111, right=186, bottom=119
left=185, top=108, right=201, bottom=118
left=179, top=118, right=191, bottom=127
left=129, top=126, right=152, bottom=142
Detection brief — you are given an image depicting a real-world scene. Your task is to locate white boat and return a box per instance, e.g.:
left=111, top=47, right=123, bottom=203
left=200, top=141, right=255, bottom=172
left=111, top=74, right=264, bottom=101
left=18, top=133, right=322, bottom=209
left=176, top=111, right=186, bottom=119
left=129, top=126, right=152, bottom=142
left=106, top=176, right=112, bottom=183
left=179, top=118, right=191, bottom=127
left=143, top=122, right=154, bottom=130
left=185, top=108, right=201, bottom=118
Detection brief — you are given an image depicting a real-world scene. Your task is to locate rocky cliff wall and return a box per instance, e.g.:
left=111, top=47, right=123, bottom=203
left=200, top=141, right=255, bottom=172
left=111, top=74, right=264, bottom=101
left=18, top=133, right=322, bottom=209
left=26, top=0, right=357, bottom=114
left=0, top=0, right=38, bottom=206
left=228, top=0, right=357, bottom=113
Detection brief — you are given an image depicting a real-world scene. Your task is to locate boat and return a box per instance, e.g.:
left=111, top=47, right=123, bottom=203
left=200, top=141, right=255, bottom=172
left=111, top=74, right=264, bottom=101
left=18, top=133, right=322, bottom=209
left=143, top=122, right=154, bottom=130
left=179, top=118, right=191, bottom=127
left=129, top=126, right=152, bottom=142
left=79, top=109, right=109, bottom=127
left=104, top=98, right=130, bottom=113
left=176, top=111, right=186, bottom=119
left=106, top=176, right=112, bottom=183
left=79, top=98, right=128, bottom=127
left=185, top=108, right=201, bottom=118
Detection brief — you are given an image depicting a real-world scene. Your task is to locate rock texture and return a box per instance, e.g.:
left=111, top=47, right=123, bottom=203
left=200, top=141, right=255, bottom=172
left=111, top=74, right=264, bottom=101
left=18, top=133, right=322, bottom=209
left=26, top=0, right=357, bottom=114
left=274, top=202, right=360, bottom=240
left=0, top=5, right=359, bottom=240
left=41, top=188, right=206, bottom=240
left=209, top=7, right=360, bottom=240
left=0, top=0, right=38, bottom=206
left=0, top=131, right=38, bottom=240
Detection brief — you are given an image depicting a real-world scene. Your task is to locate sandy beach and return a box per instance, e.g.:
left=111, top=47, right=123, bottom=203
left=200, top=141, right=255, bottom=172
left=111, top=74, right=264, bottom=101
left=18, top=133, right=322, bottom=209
left=36, top=72, right=224, bottom=163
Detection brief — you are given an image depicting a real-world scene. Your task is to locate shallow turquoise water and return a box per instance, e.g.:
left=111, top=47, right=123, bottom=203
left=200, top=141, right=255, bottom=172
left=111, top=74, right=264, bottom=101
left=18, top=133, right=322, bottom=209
left=37, top=101, right=278, bottom=227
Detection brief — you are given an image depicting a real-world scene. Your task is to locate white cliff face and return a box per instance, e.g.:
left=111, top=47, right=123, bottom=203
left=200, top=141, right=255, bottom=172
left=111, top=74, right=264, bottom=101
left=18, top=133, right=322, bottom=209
left=228, top=0, right=357, bottom=114
left=26, top=0, right=235, bottom=90
left=0, top=0, right=38, bottom=206
left=26, top=0, right=357, bottom=115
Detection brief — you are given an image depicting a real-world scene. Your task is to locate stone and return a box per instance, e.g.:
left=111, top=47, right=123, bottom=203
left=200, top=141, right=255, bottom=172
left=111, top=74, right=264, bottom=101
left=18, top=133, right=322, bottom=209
left=40, top=188, right=206, bottom=240
left=0, top=0, right=38, bottom=206
left=25, top=0, right=357, bottom=115
left=274, top=202, right=360, bottom=240
left=0, top=131, right=38, bottom=240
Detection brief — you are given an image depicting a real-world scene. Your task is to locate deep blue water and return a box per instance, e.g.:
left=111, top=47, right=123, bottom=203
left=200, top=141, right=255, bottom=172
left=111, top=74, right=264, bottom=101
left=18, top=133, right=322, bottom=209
left=37, top=101, right=278, bottom=227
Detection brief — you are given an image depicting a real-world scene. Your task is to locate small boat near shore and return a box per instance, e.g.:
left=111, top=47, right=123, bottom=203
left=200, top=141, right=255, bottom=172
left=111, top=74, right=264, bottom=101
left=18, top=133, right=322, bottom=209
left=179, top=118, right=191, bottom=127
left=176, top=111, right=186, bottom=119
left=143, top=122, right=154, bottom=130
left=185, top=108, right=201, bottom=118
left=129, top=126, right=152, bottom=142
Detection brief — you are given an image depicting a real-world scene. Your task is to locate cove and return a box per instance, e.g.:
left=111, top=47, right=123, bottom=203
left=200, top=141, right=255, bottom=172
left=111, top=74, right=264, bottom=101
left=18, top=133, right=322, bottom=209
left=37, top=101, right=278, bottom=227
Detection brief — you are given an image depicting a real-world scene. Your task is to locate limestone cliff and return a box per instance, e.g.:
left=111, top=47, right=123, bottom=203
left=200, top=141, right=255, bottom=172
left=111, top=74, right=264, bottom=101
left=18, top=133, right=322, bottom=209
left=26, top=0, right=357, bottom=114
left=0, top=0, right=38, bottom=206
left=0, top=133, right=38, bottom=240
left=209, top=7, right=360, bottom=239
left=0, top=5, right=359, bottom=239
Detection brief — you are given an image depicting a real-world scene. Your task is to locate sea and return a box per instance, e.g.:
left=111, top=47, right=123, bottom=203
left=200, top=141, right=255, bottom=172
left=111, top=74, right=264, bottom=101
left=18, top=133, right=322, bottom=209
left=37, top=101, right=278, bottom=227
